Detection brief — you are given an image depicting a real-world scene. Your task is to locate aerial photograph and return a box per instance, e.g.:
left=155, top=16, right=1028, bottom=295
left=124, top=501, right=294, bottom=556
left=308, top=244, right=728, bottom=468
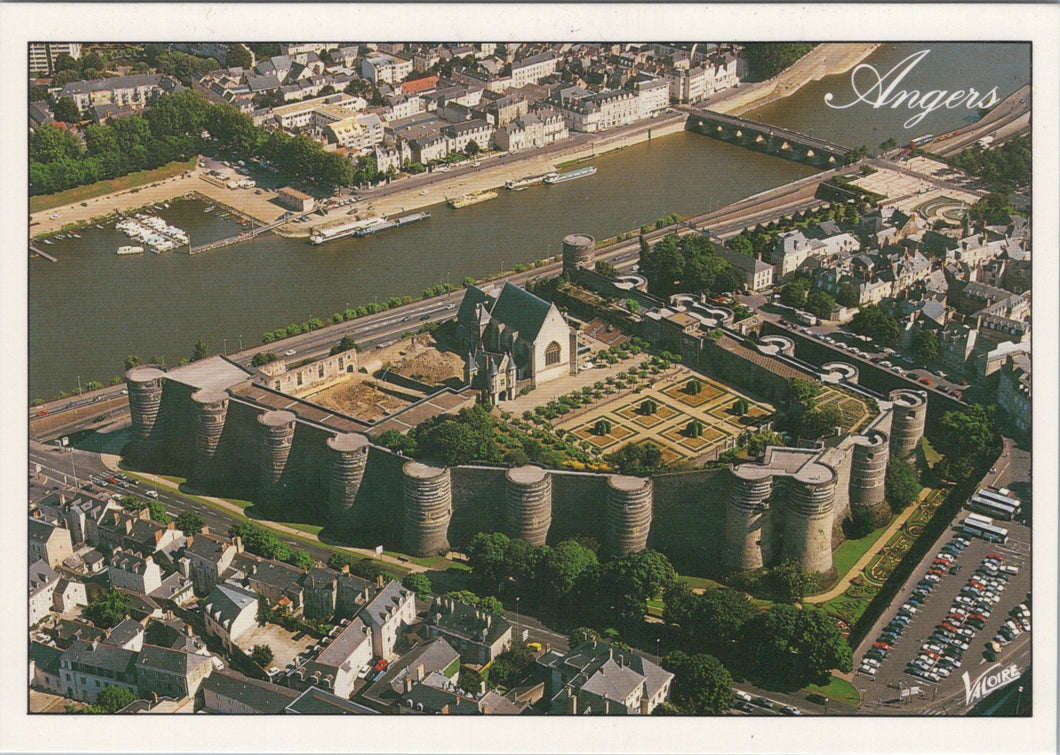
left=25, top=37, right=1033, bottom=724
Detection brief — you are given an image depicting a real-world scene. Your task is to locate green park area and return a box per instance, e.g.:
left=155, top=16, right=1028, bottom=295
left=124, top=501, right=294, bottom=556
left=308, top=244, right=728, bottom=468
left=30, top=156, right=197, bottom=214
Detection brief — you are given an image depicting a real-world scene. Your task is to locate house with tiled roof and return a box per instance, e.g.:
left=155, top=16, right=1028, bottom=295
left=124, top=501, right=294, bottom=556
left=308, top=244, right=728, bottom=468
left=59, top=640, right=139, bottom=703
left=285, top=618, right=372, bottom=698
left=362, top=638, right=461, bottom=711
left=29, top=559, right=59, bottom=626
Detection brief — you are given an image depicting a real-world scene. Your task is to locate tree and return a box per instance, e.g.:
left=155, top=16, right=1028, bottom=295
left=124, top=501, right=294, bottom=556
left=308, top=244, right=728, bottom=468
left=464, top=140, right=481, bottom=156
left=770, top=560, right=818, bottom=603
left=402, top=573, right=433, bottom=600
left=286, top=549, right=313, bottom=569
left=84, top=589, right=129, bottom=629
left=191, top=339, right=209, bottom=361
left=804, top=289, right=835, bottom=320
left=885, top=454, right=920, bottom=512
left=229, top=522, right=289, bottom=561
left=52, top=97, right=81, bottom=123
left=733, top=397, right=750, bottom=416
left=792, top=403, right=843, bottom=439
left=845, top=504, right=878, bottom=539
left=746, top=604, right=853, bottom=685
left=604, top=442, right=664, bottom=476
left=780, top=277, right=810, bottom=309
left=740, top=43, right=815, bottom=80
left=594, top=260, right=617, bottom=277
left=540, top=539, right=598, bottom=600
left=788, top=377, right=822, bottom=404
left=746, top=428, right=784, bottom=457
left=664, top=651, right=735, bottom=714
left=487, top=642, right=535, bottom=687
left=849, top=305, right=900, bottom=346
left=466, top=531, right=512, bottom=588
left=836, top=281, right=861, bottom=309
left=251, top=644, right=274, bottom=667
left=329, top=335, right=358, bottom=355
left=226, top=43, right=253, bottom=69
left=124, top=355, right=142, bottom=370
left=934, top=405, right=1002, bottom=479
left=912, top=329, right=940, bottom=365
left=568, top=626, right=601, bottom=647
left=96, top=685, right=136, bottom=713
left=175, top=511, right=204, bottom=535
left=478, top=595, right=504, bottom=615
left=600, top=549, right=676, bottom=625
left=251, top=351, right=278, bottom=366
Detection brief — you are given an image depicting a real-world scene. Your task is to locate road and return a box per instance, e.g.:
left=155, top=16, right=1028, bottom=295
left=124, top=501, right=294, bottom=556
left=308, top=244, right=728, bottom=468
left=29, top=440, right=339, bottom=566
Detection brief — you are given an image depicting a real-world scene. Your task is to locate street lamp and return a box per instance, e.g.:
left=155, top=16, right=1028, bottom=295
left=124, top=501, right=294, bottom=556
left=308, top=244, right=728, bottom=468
left=515, top=596, right=520, bottom=626
left=223, top=338, right=228, bottom=356
left=656, top=637, right=661, bottom=665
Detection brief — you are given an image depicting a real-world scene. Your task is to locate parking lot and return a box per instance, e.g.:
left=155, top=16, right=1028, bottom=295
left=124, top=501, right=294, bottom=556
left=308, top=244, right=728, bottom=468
left=851, top=515, right=1030, bottom=715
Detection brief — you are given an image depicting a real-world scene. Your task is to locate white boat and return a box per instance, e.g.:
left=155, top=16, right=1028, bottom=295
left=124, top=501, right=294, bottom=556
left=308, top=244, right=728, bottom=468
left=544, top=165, right=598, bottom=184
left=70, top=232, right=81, bottom=238
left=42, top=239, right=53, bottom=245
left=117, top=245, right=145, bottom=255
left=95, top=224, right=104, bottom=229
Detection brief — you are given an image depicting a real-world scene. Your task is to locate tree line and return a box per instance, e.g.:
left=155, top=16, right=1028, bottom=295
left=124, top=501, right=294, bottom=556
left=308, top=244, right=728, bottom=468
left=31, top=88, right=355, bottom=196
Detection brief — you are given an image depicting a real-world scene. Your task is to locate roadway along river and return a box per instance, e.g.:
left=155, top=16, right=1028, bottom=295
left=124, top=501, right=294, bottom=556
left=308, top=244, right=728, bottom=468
left=28, top=43, right=1029, bottom=400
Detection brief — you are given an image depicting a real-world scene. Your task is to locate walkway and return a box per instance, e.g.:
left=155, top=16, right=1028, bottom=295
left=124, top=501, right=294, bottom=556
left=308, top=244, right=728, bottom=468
left=805, top=486, right=935, bottom=604
left=97, top=451, right=427, bottom=574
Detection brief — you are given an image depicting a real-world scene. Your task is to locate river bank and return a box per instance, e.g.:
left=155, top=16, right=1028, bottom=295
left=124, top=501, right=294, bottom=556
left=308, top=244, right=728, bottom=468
left=29, top=43, right=879, bottom=240
left=711, top=43, right=881, bottom=116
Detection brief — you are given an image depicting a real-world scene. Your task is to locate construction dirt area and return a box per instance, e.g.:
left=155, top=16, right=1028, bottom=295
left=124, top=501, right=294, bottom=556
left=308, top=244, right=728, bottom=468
left=305, top=336, right=465, bottom=422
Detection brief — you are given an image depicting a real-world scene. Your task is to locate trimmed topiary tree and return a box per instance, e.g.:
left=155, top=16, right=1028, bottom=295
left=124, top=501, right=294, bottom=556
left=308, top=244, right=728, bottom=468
left=593, top=418, right=613, bottom=436
left=686, top=420, right=704, bottom=438
left=686, top=379, right=703, bottom=395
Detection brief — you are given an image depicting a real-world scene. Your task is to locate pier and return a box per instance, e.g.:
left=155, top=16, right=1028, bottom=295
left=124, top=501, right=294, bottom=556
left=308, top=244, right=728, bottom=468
left=680, top=105, right=853, bottom=166
left=188, top=210, right=312, bottom=255
left=29, top=245, right=58, bottom=262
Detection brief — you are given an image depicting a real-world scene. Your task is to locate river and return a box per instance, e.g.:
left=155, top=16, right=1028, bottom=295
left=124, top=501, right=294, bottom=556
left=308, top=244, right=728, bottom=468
left=28, top=43, right=1030, bottom=399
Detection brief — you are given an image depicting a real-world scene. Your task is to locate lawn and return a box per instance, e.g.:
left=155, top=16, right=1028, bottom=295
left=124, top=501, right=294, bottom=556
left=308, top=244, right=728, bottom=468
left=831, top=520, right=891, bottom=578
left=803, top=676, right=861, bottom=707
left=29, top=156, right=198, bottom=213
left=921, top=436, right=942, bottom=468
left=279, top=522, right=324, bottom=536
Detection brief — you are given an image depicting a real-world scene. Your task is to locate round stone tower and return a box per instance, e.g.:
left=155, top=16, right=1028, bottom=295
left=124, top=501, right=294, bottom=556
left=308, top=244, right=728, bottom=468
left=562, top=233, right=596, bottom=273
left=889, top=389, right=927, bottom=460
left=724, top=467, right=774, bottom=571
left=402, top=461, right=452, bottom=557
left=125, top=366, right=167, bottom=445
left=605, top=475, right=653, bottom=559
left=190, top=388, right=229, bottom=482
left=849, top=429, right=890, bottom=524
left=504, top=464, right=552, bottom=546
left=257, top=410, right=297, bottom=511
left=327, top=433, right=370, bottom=525
left=782, top=463, right=838, bottom=576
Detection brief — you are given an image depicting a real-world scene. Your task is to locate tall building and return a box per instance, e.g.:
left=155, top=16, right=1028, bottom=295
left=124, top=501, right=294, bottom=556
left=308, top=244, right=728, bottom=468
left=29, top=43, right=82, bottom=76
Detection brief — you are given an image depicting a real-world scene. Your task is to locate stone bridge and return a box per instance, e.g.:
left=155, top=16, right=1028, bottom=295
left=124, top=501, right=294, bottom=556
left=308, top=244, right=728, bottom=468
left=680, top=106, right=853, bottom=166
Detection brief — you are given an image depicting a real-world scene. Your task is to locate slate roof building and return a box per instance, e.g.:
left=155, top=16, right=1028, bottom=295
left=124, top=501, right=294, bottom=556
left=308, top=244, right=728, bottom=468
left=457, top=282, right=576, bottom=402
left=538, top=640, right=673, bottom=715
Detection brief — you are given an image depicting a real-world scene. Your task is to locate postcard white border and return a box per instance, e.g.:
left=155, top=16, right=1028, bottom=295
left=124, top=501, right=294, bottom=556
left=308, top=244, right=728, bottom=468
left=1, top=4, right=1056, bottom=753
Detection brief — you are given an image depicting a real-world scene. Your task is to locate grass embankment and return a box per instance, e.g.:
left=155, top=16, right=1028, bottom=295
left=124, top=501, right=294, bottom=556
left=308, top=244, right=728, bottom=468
left=831, top=522, right=890, bottom=578
left=122, top=469, right=408, bottom=576
left=803, top=676, right=861, bottom=707
left=29, top=156, right=197, bottom=213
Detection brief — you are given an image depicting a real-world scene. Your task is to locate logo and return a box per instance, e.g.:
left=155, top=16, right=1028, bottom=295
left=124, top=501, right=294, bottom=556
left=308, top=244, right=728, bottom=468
left=962, top=662, right=1021, bottom=707
left=824, top=49, right=1000, bottom=129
